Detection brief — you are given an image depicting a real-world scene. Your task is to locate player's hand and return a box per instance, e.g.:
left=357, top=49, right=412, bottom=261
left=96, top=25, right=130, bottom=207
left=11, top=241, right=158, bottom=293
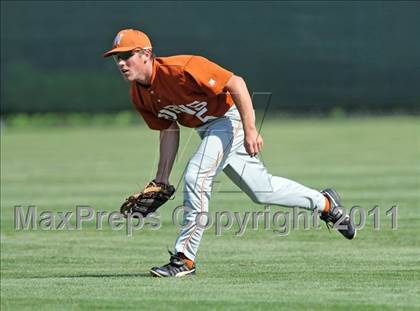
left=244, top=128, right=263, bottom=157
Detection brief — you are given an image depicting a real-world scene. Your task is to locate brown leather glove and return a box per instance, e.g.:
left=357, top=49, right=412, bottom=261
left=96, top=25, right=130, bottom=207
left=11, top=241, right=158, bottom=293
left=120, top=180, right=175, bottom=217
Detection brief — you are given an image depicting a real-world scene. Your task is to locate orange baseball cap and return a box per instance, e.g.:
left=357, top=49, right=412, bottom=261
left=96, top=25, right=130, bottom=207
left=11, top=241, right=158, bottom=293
left=103, top=29, right=152, bottom=57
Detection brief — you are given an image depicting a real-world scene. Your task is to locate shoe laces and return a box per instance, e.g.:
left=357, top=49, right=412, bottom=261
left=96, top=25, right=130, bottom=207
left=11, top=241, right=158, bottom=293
left=322, top=206, right=344, bottom=233
left=324, top=221, right=332, bottom=233
left=321, top=208, right=337, bottom=233
left=164, top=249, right=184, bottom=267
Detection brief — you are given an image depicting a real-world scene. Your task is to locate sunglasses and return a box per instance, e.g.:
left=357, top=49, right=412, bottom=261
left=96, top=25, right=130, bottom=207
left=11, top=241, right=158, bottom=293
left=113, top=50, right=136, bottom=61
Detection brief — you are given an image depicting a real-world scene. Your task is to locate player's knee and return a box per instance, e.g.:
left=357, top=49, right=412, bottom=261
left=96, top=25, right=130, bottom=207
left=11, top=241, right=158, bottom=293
left=184, top=163, right=200, bottom=188
left=184, top=160, right=214, bottom=188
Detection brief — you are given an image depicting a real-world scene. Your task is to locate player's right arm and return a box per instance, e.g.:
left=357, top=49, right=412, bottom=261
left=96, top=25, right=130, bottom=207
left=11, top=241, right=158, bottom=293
left=154, top=122, right=179, bottom=185
left=225, top=75, right=263, bottom=157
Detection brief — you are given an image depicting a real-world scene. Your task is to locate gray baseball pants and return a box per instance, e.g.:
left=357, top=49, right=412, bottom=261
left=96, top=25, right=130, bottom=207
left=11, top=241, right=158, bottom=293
left=174, top=106, right=326, bottom=261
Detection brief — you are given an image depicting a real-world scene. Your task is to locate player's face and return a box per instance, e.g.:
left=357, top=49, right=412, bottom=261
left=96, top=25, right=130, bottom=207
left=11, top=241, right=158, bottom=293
left=113, top=49, right=151, bottom=82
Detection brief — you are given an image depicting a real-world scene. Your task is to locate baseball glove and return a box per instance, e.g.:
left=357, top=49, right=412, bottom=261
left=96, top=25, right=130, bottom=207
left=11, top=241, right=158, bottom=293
left=120, top=180, right=175, bottom=217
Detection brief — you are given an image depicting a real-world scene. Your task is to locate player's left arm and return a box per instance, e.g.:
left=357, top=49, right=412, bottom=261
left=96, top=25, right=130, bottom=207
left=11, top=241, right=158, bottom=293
left=224, top=75, right=263, bottom=157
left=155, top=122, right=179, bottom=184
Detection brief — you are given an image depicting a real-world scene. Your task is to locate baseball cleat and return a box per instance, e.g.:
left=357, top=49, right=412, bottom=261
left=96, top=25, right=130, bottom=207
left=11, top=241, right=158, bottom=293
left=320, top=188, right=356, bottom=240
left=150, top=251, right=196, bottom=278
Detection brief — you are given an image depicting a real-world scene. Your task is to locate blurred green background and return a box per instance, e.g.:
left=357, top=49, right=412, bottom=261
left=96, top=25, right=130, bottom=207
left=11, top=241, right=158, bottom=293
left=2, top=1, right=420, bottom=116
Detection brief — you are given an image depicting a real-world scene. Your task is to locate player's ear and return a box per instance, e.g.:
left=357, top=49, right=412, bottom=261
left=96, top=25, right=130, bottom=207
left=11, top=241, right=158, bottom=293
left=143, top=48, right=153, bottom=60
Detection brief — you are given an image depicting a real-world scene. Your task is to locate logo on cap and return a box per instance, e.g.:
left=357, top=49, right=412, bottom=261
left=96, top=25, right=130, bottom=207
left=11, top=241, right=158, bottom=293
left=113, top=33, right=124, bottom=47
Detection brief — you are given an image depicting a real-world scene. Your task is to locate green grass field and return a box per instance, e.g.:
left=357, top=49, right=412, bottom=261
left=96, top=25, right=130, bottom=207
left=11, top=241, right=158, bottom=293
left=1, top=117, right=419, bottom=310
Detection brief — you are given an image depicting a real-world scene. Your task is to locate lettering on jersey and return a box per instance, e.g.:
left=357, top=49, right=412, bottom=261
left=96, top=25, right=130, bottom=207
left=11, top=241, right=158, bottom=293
left=157, top=101, right=218, bottom=123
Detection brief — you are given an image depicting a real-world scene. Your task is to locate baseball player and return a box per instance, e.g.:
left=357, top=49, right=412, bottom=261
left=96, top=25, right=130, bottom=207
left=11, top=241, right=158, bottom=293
left=104, top=29, right=356, bottom=278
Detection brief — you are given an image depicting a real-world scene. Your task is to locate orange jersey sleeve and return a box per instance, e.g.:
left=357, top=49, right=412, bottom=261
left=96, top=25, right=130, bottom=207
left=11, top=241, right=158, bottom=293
left=184, top=56, right=234, bottom=97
